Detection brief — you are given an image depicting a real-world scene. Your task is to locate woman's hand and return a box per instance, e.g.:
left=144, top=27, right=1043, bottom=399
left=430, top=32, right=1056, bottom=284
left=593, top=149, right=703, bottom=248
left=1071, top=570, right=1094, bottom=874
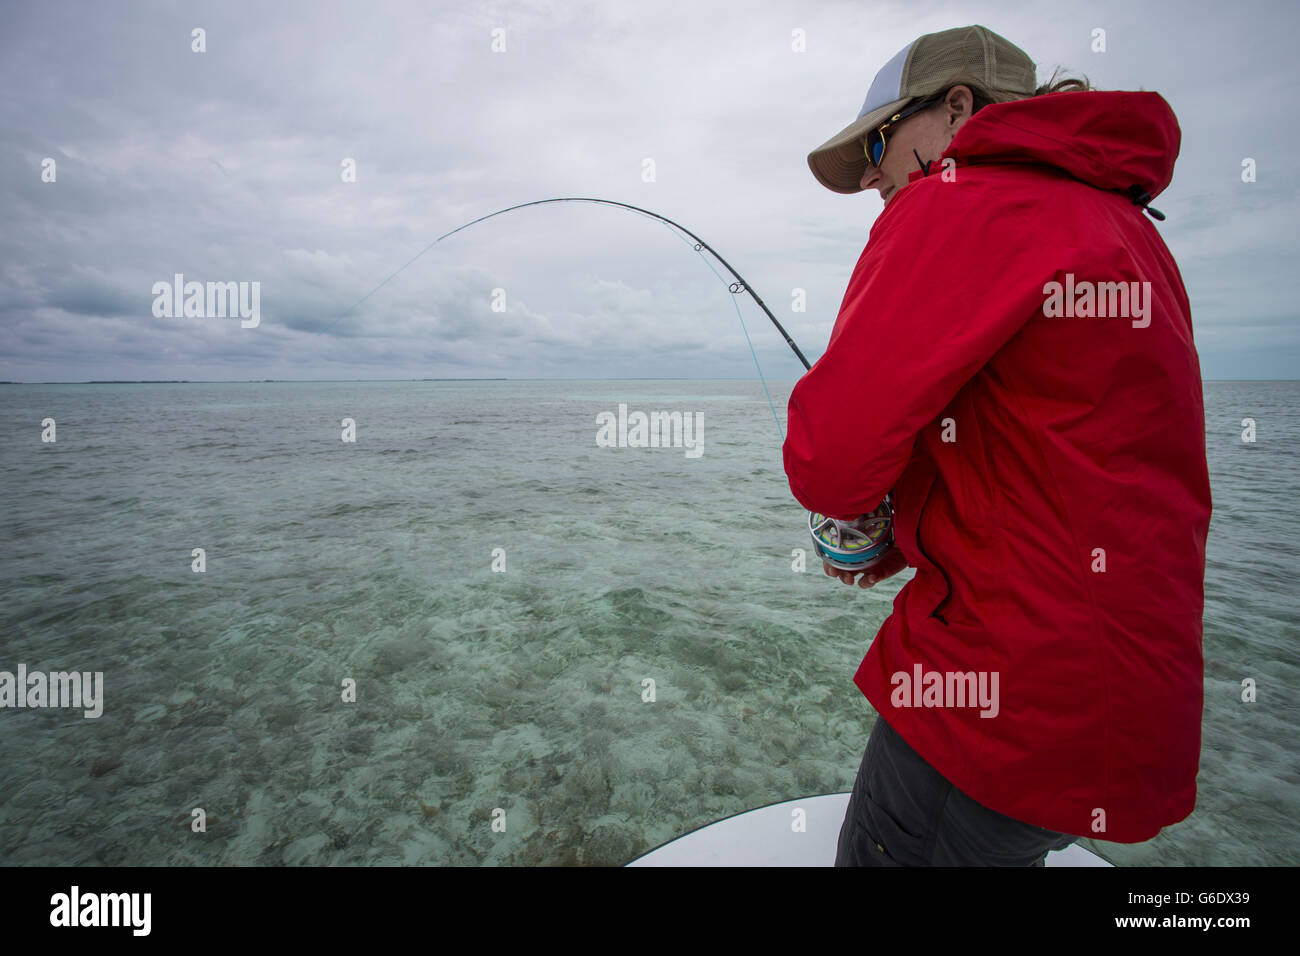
left=822, top=546, right=909, bottom=588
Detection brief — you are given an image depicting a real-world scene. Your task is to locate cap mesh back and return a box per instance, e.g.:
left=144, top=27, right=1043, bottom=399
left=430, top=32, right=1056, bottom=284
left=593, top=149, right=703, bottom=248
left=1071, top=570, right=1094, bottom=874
left=901, top=26, right=1036, bottom=100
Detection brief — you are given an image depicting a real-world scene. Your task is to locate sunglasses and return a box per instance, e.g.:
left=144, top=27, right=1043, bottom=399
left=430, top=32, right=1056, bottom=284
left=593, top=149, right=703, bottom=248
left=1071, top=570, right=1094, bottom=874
left=862, top=96, right=940, bottom=167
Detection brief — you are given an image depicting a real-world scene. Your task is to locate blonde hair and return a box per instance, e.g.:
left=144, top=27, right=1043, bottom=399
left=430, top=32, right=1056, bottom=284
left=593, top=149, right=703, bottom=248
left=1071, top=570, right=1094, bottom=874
left=968, top=67, right=1093, bottom=111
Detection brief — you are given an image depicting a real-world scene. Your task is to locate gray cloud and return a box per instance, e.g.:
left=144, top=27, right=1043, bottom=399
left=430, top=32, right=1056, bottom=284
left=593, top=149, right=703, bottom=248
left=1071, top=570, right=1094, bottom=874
left=0, top=0, right=1295, bottom=382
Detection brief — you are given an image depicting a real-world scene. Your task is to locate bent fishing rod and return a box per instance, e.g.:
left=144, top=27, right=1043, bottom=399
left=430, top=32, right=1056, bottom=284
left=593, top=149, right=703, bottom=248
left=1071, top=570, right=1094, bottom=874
left=328, top=196, right=891, bottom=572
left=324, top=197, right=811, bottom=371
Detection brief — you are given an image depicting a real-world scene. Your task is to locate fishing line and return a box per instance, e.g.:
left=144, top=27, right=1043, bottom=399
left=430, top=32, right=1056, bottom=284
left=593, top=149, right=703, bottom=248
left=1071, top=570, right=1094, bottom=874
left=324, top=197, right=894, bottom=571
left=654, top=221, right=786, bottom=440
left=319, top=198, right=812, bottom=443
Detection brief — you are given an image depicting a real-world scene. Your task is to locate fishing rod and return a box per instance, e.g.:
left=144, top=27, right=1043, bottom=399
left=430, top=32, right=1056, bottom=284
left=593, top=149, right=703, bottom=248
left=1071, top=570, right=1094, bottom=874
left=325, top=197, right=811, bottom=371
left=326, top=196, right=889, bottom=570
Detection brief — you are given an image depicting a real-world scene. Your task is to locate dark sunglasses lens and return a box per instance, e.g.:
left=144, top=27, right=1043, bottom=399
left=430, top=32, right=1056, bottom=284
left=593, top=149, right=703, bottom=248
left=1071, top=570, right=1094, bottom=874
left=866, top=131, right=884, bottom=165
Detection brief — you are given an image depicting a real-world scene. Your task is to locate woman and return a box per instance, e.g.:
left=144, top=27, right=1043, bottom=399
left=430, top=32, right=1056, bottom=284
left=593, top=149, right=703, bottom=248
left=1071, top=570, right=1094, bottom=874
left=784, top=25, right=1212, bottom=865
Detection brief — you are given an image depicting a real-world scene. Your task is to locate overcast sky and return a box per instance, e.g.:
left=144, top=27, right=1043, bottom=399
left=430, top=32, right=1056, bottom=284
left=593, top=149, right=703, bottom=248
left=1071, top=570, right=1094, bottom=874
left=1, top=0, right=1295, bottom=382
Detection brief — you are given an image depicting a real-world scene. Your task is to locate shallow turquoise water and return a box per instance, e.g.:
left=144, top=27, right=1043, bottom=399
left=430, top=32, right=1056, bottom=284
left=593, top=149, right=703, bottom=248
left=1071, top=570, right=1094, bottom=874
left=0, top=379, right=1295, bottom=865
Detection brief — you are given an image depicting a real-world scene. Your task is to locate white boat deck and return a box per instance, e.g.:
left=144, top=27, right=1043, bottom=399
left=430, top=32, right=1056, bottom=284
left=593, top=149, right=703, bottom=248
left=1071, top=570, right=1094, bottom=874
left=628, top=792, right=1112, bottom=866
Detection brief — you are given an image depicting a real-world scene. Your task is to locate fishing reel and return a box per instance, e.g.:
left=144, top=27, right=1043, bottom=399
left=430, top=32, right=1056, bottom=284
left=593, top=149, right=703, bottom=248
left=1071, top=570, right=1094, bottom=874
left=808, top=494, right=894, bottom=572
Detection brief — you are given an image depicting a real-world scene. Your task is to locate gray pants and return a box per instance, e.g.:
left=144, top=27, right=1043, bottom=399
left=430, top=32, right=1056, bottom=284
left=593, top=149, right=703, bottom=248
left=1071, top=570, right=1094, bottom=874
left=836, top=715, right=1077, bottom=866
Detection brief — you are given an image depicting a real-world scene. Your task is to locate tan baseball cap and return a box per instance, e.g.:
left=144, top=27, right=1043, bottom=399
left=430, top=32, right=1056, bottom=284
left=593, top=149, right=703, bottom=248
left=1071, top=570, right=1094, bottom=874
left=807, top=25, right=1038, bottom=194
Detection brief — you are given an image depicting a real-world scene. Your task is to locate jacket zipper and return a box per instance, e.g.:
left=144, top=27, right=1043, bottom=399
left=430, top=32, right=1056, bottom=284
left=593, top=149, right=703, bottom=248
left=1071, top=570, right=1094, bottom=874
left=913, top=484, right=952, bottom=625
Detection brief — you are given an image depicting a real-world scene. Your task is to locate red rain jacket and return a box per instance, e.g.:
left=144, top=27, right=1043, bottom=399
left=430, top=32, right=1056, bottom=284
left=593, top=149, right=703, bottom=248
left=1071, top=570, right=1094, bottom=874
left=784, top=91, right=1211, bottom=843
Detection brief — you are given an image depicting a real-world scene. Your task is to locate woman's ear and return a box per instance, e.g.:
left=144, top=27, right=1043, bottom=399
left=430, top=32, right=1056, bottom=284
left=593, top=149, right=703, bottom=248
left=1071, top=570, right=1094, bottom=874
left=946, top=85, right=973, bottom=125
left=944, top=85, right=974, bottom=140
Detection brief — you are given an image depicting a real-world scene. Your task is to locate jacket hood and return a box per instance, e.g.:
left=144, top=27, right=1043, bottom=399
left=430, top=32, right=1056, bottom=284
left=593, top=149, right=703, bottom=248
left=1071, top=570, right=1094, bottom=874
left=936, top=90, right=1180, bottom=203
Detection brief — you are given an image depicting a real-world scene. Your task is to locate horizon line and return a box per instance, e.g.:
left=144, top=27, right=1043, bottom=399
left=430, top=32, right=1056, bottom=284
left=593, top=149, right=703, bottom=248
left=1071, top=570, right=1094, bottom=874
left=1, top=377, right=1298, bottom=386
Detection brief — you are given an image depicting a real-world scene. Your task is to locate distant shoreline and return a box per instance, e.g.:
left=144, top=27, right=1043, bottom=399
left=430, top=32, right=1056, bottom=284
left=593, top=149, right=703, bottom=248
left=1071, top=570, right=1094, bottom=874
left=0, top=378, right=512, bottom=385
